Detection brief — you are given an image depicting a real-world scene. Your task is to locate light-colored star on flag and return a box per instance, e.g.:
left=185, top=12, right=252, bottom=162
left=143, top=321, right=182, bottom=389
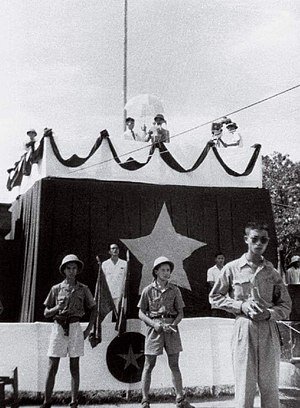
left=121, top=203, right=206, bottom=292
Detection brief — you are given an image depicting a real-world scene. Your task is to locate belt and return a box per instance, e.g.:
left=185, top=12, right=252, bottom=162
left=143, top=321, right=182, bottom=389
left=55, top=316, right=81, bottom=323
left=149, top=313, right=177, bottom=319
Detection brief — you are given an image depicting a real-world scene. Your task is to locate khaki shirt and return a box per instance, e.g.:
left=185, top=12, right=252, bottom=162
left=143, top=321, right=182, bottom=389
left=209, top=254, right=291, bottom=320
left=138, top=281, right=185, bottom=317
left=44, top=280, right=96, bottom=318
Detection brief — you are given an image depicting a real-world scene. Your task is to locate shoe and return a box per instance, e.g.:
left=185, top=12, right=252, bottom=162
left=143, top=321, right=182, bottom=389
left=141, top=400, right=150, bottom=408
left=70, top=401, right=78, bottom=408
left=176, top=397, right=195, bottom=408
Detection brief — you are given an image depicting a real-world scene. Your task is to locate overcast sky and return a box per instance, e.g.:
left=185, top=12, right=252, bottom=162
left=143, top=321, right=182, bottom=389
left=1, top=0, right=299, bottom=203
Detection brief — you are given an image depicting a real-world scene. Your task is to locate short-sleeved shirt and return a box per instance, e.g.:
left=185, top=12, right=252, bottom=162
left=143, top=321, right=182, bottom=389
left=102, top=258, right=127, bottom=300
left=44, top=280, right=96, bottom=319
left=286, top=266, right=300, bottom=284
left=207, top=265, right=223, bottom=310
left=209, top=254, right=292, bottom=320
left=137, top=281, right=185, bottom=317
left=207, top=265, right=222, bottom=283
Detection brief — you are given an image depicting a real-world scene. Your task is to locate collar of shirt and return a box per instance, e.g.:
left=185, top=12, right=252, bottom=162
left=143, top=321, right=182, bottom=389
left=61, top=280, right=81, bottom=291
left=238, top=253, right=268, bottom=273
left=108, top=258, right=124, bottom=266
left=150, top=280, right=172, bottom=293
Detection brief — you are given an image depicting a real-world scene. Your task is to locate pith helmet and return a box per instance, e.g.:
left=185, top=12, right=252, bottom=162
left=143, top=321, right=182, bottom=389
left=26, top=129, right=37, bottom=136
left=152, top=256, right=174, bottom=277
left=288, top=255, right=300, bottom=268
left=59, top=254, right=84, bottom=275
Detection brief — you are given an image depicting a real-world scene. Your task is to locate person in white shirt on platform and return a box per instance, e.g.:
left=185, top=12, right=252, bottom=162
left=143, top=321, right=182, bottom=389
left=123, top=117, right=148, bottom=142
left=207, top=252, right=230, bottom=318
left=101, top=244, right=128, bottom=312
left=219, top=122, right=242, bottom=148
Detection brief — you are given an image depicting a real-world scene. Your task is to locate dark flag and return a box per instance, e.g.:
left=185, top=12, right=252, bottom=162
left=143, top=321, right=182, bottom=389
left=115, top=250, right=130, bottom=335
left=89, top=256, right=116, bottom=348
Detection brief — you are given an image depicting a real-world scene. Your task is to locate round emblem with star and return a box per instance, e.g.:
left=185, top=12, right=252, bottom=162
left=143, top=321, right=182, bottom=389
left=106, top=332, right=145, bottom=383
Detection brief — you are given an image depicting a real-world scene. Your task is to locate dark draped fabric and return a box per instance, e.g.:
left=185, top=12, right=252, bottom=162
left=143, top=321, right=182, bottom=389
left=9, top=182, right=41, bottom=322
left=9, top=178, right=277, bottom=322
left=6, top=131, right=261, bottom=191
left=0, top=240, right=21, bottom=321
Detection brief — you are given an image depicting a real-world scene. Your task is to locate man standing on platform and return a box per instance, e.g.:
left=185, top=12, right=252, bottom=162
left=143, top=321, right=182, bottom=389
left=123, top=117, right=148, bottom=142
left=148, top=114, right=170, bottom=143
left=102, top=244, right=127, bottom=312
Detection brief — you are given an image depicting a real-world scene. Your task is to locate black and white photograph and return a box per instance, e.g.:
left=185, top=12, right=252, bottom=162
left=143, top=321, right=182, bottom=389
left=0, top=1, right=299, bottom=407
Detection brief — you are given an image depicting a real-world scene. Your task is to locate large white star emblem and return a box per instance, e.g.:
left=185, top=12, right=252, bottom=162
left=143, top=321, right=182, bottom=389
left=121, top=203, right=206, bottom=292
left=118, top=344, right=144, bottom=370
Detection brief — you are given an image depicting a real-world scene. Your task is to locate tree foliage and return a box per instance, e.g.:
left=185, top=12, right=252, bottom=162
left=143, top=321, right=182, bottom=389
left=262, top=152, right=300, bottom=257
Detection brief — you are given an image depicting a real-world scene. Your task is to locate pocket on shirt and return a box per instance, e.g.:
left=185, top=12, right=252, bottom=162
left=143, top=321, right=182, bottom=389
left=232, top=278, right=251, bottom=300
left=72, top=293, right=85, bottom=313
left=256, top=277, right=274, bottom=302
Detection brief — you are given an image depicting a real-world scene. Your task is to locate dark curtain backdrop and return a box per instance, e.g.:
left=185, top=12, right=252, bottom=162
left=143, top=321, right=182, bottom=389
left=9, top=182, right=42, bottom=322
left=11, top=178, right=276, bottom=322
left=0, top=240, right=21, bottom=321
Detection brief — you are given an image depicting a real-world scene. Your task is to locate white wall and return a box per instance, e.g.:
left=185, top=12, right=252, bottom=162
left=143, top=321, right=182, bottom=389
left=0, top=317, right=235, bottom=392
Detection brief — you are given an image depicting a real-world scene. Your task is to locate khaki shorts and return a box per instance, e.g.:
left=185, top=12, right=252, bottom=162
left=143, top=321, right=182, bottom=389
left=47, top=321, right=84, bottom=358
left=144, top=318, right=183, bottom=355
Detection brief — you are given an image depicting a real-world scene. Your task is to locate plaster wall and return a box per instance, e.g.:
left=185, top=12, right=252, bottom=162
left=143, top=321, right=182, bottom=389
left=0, top=318, right=234, bottom=392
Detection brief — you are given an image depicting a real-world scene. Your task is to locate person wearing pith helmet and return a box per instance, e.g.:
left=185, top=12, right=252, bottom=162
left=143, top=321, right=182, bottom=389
left=152, top=256, right=174, bottom=277
left=25, top=128, right=37, bottom=151
left=26, top=128, right=37, bottom=137
left=286, top=255, right=300, bottom=284
left=138, top=256, right=195, bottom=408
left=41, top=254, right=97, bottom=408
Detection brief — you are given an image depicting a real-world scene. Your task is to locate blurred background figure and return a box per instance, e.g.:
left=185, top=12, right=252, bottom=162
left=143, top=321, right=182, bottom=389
left=286, top=255, right=300, bottom=284
left=207, top=252, right=225, bottom=291
left=211, top=117, right=242, bottom=148
left=221, top=121, right=242, bottom=147
left=123, top=117, right=148, bottom=142
left=147, top=113, right=170, bottom=143
left=207, top=252, right=231, bottom=318
left=24, top=128, right=37, bottom=151
left=124, top=93, right=165, bottom=139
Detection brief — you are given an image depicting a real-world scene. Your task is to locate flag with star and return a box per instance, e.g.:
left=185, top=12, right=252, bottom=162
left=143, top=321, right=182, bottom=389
left=106, top=332, right=145, bottom=383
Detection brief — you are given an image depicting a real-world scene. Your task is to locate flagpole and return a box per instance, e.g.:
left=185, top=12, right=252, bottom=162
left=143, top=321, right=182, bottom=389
left=123, top=0, right=128, bottom=131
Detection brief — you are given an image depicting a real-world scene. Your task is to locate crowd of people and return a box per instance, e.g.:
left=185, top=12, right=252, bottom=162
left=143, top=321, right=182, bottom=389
left=123, top=114, right=244, bottom=148
left=22, top=114, right=243, bottom=151
left=35, top=220, right=294, bottom=408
